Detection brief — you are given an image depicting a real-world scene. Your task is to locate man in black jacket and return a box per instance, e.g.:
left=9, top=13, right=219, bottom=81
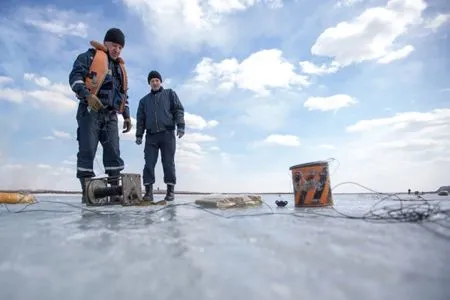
left=135, top=71, right=185, bottom=202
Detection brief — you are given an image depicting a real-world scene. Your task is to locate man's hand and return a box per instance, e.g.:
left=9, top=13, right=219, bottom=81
left=122, top=118, right=132, bottom=133
left=86, top=94, right=104, bottom=112
left=177, top=128, right=184, bottom=139
left=135, top=137, right=142, bottom=145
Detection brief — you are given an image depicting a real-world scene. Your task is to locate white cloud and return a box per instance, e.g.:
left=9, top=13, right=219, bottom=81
left=317, top=144, right=336, bottom=150
left=335, top=0, right=362, bottom=8
left=0, top=76, right=22, bottom=103
left=43, top=130, right=73, bottom=140
left=304, top=94, right=358, bottom=112
left=176, top=141, right=204, bottom=170
left=0, top=164, right=23, bottom=170
left=121, top=0, right=283, bottom=52
left=183, top=132, right=216, bottom=143
left=0, top=163, right=74, bottom=190
left=377, top=45, right=415, bottom=64
left=23, top=7, right=88, bottom=38
left=424, top=13, right=450, bottom=31
left=0, top=76, right=13, bottom=86
left=24, top=73, right=73, bottom=97
left=214, top=0, right=283, bottom=12
left=0, top=73, right=77, bottom=113
left=346, top=109, right=450, bottom=133
left=175, top=132, right=218, bottom=170
left=333, top=108, right=450, bottom=192
left=298, top=61, right=340, bottom=75
left=53, top=130, right=72, bottom=139
left=308, top=0, right=426, bottom=70
left=37, top=164, right=52, bottom=169
left=262, top=134, right=301, bottom=147
left=182, top=72, right=305, bottom=131
left=377, top=138, right=445, bottom=151
left=0, top=5, right=99, bottom=80
left=0, top=88, right=25, bottom=103
left=25, top=19, right=87, bottom=38
left=207, top=120, right=219, bottom=127
left=191, top=49, right=309, bottom=96
left=185, top=112, right=219, bottom=130
left=27, top=90, right=77, bottom=113
left=62, top=160, right=76, bottom=165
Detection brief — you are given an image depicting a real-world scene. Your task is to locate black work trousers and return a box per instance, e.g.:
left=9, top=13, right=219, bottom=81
left=143, top=130, right=176, bottom=185
left=76, top=104, right=124, bottom=179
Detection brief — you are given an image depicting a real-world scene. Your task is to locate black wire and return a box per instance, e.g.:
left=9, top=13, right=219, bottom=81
left=1, top=182, right=449, bottom=241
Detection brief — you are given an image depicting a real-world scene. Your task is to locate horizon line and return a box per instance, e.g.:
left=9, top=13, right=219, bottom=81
left=0, top=188, right=437, bottom=195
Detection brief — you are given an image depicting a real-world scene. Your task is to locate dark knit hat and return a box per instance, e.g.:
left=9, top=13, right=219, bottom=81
left=104, top=28, right=125, bottom=47
left=147, top=70, right=162, bottom=83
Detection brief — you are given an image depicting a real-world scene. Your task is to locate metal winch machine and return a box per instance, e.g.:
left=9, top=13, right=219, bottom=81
left=83, top=173, right=143, bottom=206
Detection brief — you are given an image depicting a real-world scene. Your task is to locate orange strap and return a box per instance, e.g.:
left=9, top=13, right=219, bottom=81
left=85, top=41, right=128, bottom=113
left=118, top=61, right=128, bottom=113
left=85, top=41, right=109, bottom=95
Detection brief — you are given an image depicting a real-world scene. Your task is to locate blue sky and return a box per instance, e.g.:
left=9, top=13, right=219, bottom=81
left=0, top=0, right=449, bottom=193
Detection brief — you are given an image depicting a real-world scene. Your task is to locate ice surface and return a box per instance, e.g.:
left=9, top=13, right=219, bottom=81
left=0, top=193, right=449, bottom=300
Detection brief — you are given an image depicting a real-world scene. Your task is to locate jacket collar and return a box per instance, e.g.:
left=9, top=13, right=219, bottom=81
left=151, top=86, right=164, bottom=94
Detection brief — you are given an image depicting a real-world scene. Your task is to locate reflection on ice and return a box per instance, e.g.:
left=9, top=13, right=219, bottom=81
left=0, top=193, right=449, bottom=300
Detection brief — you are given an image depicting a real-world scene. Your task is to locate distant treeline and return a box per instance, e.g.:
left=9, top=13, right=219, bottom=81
left=3, top=183, right=449, bottom=195
left=0, top=189, right=210, bottom=195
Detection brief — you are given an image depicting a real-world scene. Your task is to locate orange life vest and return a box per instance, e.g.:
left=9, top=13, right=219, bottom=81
left=85, top=40, right=128, bottom=113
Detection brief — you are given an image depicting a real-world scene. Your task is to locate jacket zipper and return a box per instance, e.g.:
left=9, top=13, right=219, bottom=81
left=154, top=95, right=159, bottom=132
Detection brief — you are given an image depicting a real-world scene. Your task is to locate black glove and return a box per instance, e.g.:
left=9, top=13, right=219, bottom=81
left=177, top=128, right=184, bottom=138
left=122, top=118, right=132, bottom=133
left=135, top=137, right=142, bottom=145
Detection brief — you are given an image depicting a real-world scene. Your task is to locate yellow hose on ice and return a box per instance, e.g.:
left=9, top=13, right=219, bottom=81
left=0, top=192, right=36, bottom=204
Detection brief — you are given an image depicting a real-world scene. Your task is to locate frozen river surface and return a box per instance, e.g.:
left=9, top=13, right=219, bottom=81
left=0, top=193, right=449, bottom=300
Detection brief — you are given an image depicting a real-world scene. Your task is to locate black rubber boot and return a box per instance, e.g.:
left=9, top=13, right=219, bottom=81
left=164, top=184, right=175, bottom=202
left=143, top=184, right=154, bottom=202
left=79, top=177, right=88, bottom=204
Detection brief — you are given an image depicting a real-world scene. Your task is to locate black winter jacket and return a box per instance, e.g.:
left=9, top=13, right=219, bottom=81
left=135, top=87, right=185, bottom=137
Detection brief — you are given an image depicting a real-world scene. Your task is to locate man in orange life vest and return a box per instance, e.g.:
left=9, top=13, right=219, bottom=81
left=69, top=28, right=132, bottom=203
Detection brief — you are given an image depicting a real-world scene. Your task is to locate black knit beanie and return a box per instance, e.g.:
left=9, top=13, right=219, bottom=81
left=104, top=28, right=125, bottom=47
left=147, top=70, right=162, bottom=83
